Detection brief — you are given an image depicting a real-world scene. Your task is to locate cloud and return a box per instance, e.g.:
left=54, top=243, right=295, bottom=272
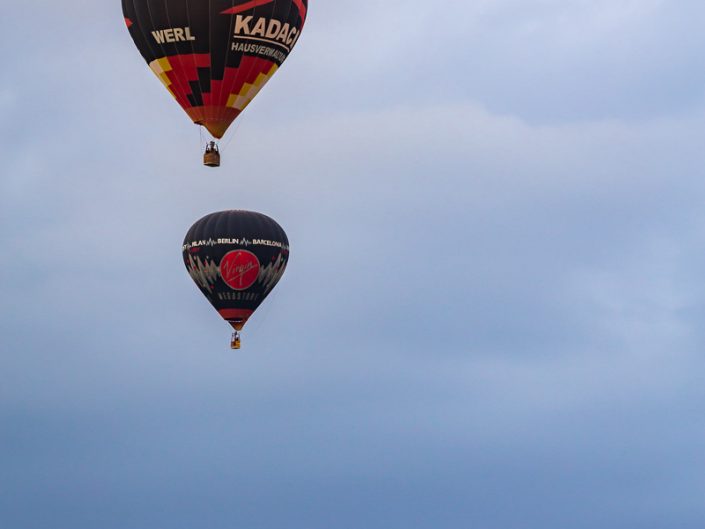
left=3, top=1, right=705, bottom=527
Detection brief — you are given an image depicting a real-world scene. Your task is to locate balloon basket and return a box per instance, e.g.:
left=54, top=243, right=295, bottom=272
left=204, top=142, right=221, bottom=167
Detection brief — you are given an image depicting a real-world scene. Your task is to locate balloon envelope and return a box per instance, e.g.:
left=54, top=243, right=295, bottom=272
left=183, top=210, right=289, bottom=330
left=123, top=0, right=308, bottom=138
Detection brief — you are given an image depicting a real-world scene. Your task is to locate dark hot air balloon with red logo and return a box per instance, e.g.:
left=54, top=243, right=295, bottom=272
left=122, top=0, right=308, bottom=167
left=183, top=210, right=289, bottom=349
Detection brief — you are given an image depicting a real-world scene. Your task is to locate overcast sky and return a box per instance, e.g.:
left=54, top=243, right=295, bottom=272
left=3, top=1, right=705, bottom=527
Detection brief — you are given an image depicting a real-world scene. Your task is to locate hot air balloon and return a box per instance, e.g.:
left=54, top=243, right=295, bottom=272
left=123, top=0, right=308, bottom=167
left=183, top=210, right=289, bottom=349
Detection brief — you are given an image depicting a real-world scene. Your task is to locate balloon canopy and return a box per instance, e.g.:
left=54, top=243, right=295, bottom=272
left=123, top=0, right=308, bottom=138
left=182, top=210, right=289, bottom=332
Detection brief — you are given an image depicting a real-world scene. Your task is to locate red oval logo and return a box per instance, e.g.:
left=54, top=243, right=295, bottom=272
left=220, top=250, right=260, bottom=291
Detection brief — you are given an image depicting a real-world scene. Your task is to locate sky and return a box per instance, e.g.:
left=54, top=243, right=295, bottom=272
left=2, top=0, right=705, bottom=527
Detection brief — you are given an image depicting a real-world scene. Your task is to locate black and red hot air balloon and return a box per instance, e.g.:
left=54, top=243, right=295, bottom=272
left=183, top=210, right=289, bottom=348
left=123, top=0, right=308, bottom=166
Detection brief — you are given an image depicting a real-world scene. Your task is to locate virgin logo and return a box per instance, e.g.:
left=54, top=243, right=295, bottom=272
left=220, top=250, right=260, bottom=291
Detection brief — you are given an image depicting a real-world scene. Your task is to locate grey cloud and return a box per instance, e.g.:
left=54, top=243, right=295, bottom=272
left=3, top=1, right=705, bottom=528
